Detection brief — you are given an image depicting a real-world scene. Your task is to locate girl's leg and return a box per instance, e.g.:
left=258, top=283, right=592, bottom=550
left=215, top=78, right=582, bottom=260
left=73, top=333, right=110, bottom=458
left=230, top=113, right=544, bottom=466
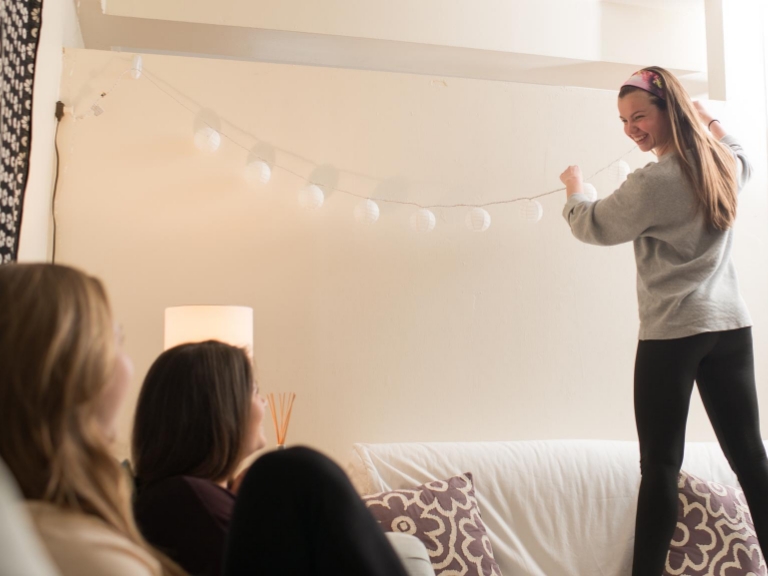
left=223, top=446, right=409, bottom=576
left=695, top=327, right=768, bottom=550
left=632, top=333, right=714, bottom=576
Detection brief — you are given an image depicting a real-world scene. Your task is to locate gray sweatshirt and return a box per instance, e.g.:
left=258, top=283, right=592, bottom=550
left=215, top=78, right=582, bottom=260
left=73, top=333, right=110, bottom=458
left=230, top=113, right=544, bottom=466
left=562, top=135, right=752, bottom=340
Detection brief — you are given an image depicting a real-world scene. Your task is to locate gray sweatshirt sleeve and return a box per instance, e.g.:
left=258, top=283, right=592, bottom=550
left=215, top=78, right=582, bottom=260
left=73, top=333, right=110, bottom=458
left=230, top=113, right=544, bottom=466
left=720, top=135, right=752, bottom=190
left=561, top=167, right=661, bottom=246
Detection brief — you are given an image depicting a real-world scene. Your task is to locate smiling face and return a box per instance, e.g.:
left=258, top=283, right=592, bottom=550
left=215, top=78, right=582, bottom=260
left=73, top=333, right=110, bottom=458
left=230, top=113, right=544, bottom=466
left=618, top=90, right=672, bottom=156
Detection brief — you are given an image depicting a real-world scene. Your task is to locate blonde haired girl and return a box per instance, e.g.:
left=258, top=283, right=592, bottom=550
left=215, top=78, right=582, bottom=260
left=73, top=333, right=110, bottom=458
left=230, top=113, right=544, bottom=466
left=0, top=264, right=185, bottom=576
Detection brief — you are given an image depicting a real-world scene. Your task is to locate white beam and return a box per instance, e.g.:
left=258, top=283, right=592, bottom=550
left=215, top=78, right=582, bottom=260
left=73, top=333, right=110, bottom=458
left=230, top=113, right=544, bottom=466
left=80, top=0, right=704, bottom=93
left=705, top=0, right=726, bottom=100
left=101, top=0, right=706, bottom=71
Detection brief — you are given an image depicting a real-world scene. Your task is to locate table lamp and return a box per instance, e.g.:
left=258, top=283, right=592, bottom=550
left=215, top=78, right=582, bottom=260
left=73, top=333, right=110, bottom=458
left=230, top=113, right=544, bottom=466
left=164, top=306, right=253, bottom=354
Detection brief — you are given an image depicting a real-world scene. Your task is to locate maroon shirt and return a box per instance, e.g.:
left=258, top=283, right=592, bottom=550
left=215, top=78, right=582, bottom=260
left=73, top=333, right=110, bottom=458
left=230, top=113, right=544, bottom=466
left=134, top=476, right=235, bottom=576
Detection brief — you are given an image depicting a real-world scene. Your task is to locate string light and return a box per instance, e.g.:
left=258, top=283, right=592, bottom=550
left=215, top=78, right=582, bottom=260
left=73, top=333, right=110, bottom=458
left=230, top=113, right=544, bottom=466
left=246, top=159, right=271, bottom=185
left=194, top=125, right=221, bottom=153
left=354, top=199, right=380, bottom=224
left=520, top=200, right=543, bottom=223
left=410, top=208, right=436, bottom=233
left=298, top=184, right=324, bottom=210
left=613, top=160, right=631, bottom=186
left=465, top=207, right=491, bottom=232
left=130, top=55, right=143, bottom=80
left=583, top=183, right=598, bottom=202
left=73, top=60, right=638, bottom=227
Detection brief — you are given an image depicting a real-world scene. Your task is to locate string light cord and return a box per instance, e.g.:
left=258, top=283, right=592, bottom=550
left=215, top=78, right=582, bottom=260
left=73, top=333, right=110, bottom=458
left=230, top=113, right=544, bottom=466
left=73, top=63, right=637, bottom=210
left=75, top=68, right=138, bottom=120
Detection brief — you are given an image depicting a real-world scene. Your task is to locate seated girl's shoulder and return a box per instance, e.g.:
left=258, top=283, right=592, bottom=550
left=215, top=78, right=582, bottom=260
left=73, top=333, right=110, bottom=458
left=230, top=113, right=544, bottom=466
left=25, top=502, right=162, bottom=576
left=137, top=475, right=234, bottom=508
left=134, top=476, right=235, bottom=533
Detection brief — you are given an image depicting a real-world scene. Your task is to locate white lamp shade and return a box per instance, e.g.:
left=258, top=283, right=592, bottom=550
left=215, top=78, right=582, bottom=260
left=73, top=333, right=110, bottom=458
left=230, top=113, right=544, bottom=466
left=164, top=306, right=253, bottom=353
left=520, top=200, right=543, bottom=223
left=410, top=208, right=436, bottom=233
left=298, top=184, right=325, bottom=210
left=353, top=199, right=380, bottom=224
left=613, top=160, right=631, bottom=186
left=194, top=126, right=221, bottom=153
left=130, top=55, right=143, bottom=80
left=246, top=159, right=272, bottom=185
left=582, top=183, right=598, bottom=202
left=465, top=207, right=491, bottom=232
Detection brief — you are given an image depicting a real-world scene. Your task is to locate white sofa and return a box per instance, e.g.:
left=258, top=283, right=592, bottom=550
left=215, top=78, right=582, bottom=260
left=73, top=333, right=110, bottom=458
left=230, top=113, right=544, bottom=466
left=386, top=532, right=436, bottom=576
left=348, top=440, right=741, bottom=576
left=0, top=458, right=59, bottom=576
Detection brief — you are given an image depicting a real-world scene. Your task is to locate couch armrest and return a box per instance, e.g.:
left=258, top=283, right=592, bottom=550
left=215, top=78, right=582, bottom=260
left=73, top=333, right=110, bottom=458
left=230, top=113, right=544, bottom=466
left=385, top=532, right=434, bottom=576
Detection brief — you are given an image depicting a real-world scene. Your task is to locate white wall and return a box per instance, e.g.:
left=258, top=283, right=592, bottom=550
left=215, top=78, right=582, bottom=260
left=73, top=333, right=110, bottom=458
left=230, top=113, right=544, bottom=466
left=17, top=0, right=83, bottom=262
left=54, top=29, right=768, bottom=466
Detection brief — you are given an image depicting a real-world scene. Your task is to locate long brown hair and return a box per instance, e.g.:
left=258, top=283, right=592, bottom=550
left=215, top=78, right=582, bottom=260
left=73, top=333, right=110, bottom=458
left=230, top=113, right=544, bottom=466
left=0, top=263, right=186, bottom=576
left=619, top=66, right=738, bottom=231
left=132, top=341, right=254, bottom=486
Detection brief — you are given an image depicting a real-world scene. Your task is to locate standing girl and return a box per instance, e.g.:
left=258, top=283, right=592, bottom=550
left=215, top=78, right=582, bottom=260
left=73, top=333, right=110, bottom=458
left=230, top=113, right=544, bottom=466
left=560, top=66, right=768, bottom=575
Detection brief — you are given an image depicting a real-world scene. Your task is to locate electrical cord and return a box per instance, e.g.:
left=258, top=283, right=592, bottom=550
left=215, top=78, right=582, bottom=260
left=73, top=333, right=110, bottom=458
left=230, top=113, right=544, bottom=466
left=51, top=101, right=64, bottom=263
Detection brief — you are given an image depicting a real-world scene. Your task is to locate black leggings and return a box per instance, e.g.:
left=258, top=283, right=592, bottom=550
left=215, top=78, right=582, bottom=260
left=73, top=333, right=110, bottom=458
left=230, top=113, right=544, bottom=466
left=632, top=327, right=768, bottom=575
left=223, top=446, right=409, bottom=576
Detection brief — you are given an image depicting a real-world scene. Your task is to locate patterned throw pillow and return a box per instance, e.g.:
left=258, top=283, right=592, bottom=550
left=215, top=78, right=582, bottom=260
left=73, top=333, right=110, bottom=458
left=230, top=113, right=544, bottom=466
left=362, top=473, right=502, bottom=576
left=664, top=470, right=766, bottom=576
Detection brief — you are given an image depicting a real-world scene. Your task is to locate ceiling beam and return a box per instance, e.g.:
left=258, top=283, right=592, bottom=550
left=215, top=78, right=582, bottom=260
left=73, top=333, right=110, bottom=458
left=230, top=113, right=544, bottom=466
left=78, top=0, right=709, bottom=95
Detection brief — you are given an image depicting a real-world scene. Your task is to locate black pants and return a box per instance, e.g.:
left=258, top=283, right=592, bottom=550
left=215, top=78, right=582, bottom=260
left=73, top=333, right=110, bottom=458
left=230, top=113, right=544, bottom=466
left=223, top=446, right=409, bottom=576
left=632, top=327, right=768, bottom=575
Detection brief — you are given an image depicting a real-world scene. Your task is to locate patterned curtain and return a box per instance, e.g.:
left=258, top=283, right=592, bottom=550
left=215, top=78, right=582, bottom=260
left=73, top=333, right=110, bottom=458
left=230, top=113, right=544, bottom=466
left=0, top=0, right=43, bottom=263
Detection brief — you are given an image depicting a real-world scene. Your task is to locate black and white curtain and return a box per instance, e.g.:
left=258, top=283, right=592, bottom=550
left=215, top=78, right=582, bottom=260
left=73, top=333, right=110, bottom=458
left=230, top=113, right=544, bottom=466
left=0, top=0, right=43, bottom=263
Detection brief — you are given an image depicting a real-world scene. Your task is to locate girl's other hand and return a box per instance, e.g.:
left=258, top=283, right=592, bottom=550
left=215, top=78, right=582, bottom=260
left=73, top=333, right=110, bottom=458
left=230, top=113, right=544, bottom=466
left=693, top=101, right=714, bottom=126
left=560, top=165, right=585, bottom=198
left=560, top=165, right=583, bottom=186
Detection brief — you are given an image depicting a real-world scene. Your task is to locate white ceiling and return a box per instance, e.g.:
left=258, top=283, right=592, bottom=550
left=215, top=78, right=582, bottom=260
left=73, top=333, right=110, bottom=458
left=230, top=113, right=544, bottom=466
left=76, top=0, right=709, bottom=95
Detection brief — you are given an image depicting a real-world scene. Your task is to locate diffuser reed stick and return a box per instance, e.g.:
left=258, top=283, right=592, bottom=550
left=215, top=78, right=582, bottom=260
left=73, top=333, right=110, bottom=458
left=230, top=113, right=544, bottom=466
left=268, top=392, right=296, bottom=449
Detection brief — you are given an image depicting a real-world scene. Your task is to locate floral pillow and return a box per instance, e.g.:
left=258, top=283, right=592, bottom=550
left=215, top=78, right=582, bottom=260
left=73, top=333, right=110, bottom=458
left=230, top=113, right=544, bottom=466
left=362, top=472, right=502, bottom=576
left=664, top=470, right=766, bottom=576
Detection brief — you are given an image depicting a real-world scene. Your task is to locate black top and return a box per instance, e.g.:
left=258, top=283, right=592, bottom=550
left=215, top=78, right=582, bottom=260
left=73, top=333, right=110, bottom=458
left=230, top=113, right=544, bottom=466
left=134, top=475, right=236, bottom=576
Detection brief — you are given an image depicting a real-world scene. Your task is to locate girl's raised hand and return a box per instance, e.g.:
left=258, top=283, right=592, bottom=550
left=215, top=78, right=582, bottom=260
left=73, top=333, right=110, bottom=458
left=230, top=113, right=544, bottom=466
left=560, top=165, right=583, bottom=186
left=692, top=101, right=714, bottom=126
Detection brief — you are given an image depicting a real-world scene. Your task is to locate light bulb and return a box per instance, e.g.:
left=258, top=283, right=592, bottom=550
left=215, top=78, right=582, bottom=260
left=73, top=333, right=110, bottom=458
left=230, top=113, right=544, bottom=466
left=465, top=208, right=491, bottom=232
left=520, top=200, right=543, bottom=223
left=194, top=126, right=221, bottom=153
left=246, top=159, right=271, bottom=185
left=410, top=208, right=436, bottom=233
left=298, top=184, right=324, bottom=210
left=353, top=200, right=380, bottom=224
left=130, top=55, right=143, bottom=80
left=582, top=183, right=597, bottom=202
left=614, top=160, right=631, bottom=186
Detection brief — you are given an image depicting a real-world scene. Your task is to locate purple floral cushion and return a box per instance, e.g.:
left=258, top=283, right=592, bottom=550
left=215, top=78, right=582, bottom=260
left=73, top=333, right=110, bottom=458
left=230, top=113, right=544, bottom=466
left=664, top=470, right=766, bottom=575
left=362, top=473, right=502, bottom=576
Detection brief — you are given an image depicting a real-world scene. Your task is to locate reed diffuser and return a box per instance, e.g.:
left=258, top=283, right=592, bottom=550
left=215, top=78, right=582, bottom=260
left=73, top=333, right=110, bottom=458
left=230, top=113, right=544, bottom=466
left=267, top=392, right=296, bottom=450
